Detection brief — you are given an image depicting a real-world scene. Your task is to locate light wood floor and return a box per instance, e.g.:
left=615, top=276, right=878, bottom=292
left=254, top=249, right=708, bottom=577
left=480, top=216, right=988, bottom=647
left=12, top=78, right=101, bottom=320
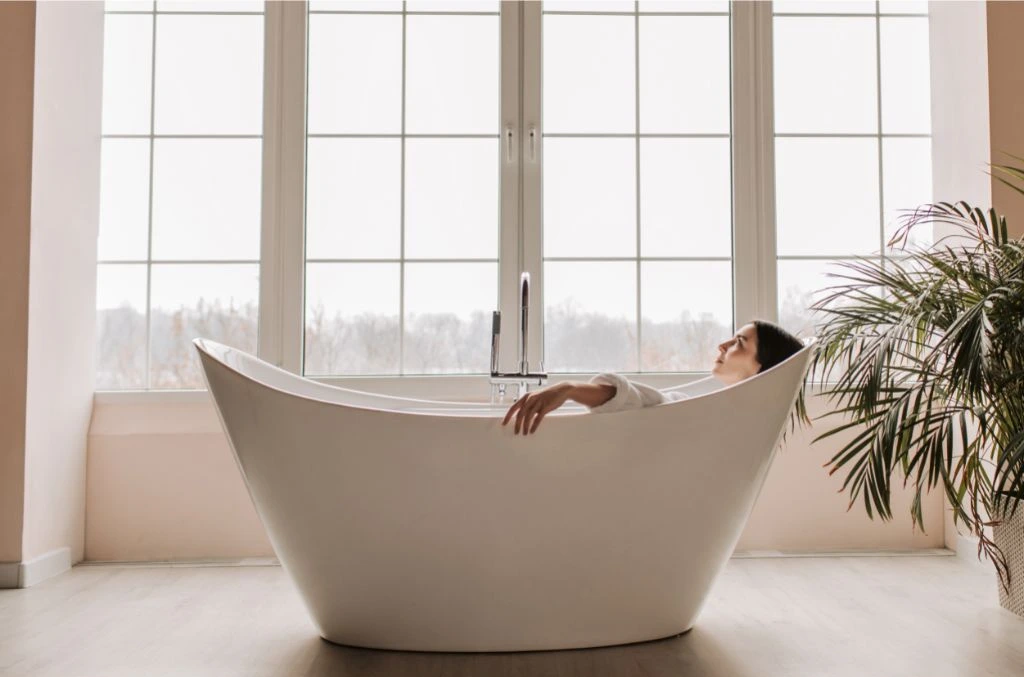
left=1, top=552, right=1023, bottom=677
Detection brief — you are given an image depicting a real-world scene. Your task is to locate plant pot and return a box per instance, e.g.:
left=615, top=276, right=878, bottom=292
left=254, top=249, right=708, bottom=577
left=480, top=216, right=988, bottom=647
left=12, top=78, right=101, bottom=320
left=993, top=493, right=1024, bottom=618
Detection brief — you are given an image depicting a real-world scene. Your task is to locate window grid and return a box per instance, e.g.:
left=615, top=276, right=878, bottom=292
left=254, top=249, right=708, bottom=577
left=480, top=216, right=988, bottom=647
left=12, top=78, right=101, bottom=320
left=96, top=0, right=936, bottom=391
left=303, top=2, right=502, bottom=377
left=774, top=0, right=931, bottom=332
left=98, top=2, right=265, bottom=389
left=540, top=0, right=734, bottom=374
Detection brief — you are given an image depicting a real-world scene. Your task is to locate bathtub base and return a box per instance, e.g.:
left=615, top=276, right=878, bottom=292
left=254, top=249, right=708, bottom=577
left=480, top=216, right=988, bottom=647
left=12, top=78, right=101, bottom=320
left=316, top=625, right=695, bottom=653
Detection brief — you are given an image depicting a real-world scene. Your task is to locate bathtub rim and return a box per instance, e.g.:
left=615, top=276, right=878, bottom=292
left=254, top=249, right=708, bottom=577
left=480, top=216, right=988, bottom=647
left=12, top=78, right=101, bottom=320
left=193, top=336, right=817, bottom=423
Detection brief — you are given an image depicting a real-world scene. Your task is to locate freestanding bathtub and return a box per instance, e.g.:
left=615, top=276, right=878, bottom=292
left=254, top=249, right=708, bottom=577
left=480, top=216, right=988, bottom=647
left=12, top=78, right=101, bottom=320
left=194, top=337, right=815, bottom=652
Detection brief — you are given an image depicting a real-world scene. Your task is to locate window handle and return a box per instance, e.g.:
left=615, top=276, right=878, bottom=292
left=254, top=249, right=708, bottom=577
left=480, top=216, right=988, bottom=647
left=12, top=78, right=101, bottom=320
left=505, top=126, right=515, bottom=163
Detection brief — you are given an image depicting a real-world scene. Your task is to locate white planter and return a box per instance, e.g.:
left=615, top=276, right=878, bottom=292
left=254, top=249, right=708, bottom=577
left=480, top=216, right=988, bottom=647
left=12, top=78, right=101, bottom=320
left=993, top=495, right=1024, bottom=618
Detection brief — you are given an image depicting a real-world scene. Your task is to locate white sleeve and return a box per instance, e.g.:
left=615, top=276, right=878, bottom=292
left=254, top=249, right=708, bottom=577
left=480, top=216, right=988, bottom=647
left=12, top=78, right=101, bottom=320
left=585, top=373, right=689, bottom=414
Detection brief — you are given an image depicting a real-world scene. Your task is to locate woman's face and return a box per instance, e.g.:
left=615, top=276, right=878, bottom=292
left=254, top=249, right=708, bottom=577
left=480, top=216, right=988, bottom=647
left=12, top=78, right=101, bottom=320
left=711, top=323, right=761, bottom=385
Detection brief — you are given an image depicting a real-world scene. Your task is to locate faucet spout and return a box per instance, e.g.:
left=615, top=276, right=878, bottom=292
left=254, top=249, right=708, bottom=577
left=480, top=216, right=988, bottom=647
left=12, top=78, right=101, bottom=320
left=519, top=271, right=530, bottom=375
left=489, top=271, right=546, bottom=397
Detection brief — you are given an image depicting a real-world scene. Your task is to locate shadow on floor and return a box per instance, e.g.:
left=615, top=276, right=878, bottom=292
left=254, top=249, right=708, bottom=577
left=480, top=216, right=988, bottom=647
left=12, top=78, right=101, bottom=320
left=293, top=628, right=753, bottom=677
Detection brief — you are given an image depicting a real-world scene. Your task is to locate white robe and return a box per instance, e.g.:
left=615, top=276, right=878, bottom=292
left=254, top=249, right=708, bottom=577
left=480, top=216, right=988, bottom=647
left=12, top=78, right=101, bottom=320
left=584, top=373, right=690, bottom=414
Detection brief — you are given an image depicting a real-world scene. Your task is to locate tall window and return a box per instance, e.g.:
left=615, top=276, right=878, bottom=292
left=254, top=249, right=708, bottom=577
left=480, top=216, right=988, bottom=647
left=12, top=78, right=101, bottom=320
left=96, top=0, right=265, bottom=388
left=540, top=0, right=733, bottom=374
left=95, top=0, right=934, bottom=390
left=773, top=0, right=932, bottom=335
left=304, top=0, right=501, bottom=375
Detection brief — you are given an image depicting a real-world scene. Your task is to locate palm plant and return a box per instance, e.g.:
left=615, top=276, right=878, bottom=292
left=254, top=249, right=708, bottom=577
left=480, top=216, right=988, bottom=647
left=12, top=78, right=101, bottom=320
left=790, top=161, right=1024, bottom=594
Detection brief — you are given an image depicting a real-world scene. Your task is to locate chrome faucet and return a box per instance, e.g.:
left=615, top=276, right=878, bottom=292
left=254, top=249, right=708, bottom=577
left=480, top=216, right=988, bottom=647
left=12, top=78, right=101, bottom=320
left=490, top=272, right=548, bottom=398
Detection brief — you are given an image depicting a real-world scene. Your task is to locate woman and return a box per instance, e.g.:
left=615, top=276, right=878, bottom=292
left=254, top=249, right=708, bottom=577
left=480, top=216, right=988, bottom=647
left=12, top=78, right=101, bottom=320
left=501, top=320, right=803, bottom=436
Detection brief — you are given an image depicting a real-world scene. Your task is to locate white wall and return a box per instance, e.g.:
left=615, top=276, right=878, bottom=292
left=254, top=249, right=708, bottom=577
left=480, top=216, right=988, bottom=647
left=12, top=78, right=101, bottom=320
left=928, top=0, right=995, bottom=566
left=21, top=0, right=105, bottom=567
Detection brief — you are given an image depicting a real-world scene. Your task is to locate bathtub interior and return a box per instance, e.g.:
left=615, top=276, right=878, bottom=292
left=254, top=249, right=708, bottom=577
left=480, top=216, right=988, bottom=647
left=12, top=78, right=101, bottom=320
left=193, top=337, right=814, bottom=417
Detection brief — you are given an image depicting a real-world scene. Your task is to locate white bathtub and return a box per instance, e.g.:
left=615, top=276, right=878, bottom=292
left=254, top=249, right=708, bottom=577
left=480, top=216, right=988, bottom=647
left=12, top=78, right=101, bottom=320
left=194, top=338, right=815, bottom=652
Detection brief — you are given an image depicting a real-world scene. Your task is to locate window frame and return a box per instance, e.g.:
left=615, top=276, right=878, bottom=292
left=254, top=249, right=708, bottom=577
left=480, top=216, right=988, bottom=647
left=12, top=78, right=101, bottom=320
left=273, top=0, right=780, bottom=390
left=95, top=0, right=934, bottom=400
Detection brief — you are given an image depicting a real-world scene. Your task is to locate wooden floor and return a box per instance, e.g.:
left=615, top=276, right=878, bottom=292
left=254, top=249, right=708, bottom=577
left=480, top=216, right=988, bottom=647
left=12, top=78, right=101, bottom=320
left=1, top=552, right=1023, bottom=677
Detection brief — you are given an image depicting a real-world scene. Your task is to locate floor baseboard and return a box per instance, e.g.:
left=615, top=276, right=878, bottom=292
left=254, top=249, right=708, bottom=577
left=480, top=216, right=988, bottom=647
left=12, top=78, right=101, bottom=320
left=954, top=534, right=998, bottom=574
left=71, top=550, right=958, bottom=570
left=732, top=547, right=954, bottom=559
left=0, top=547, right=72, bottom=589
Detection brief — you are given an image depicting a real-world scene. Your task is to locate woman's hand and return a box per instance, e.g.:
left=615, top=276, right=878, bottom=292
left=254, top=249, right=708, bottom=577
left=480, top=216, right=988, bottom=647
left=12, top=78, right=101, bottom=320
left=501, top=382, right=574, bottom=435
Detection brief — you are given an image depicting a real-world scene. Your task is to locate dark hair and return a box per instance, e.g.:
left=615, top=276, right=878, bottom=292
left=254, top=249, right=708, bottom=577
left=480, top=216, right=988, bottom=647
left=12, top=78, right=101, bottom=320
left=751, top=320, right=803, bottom=373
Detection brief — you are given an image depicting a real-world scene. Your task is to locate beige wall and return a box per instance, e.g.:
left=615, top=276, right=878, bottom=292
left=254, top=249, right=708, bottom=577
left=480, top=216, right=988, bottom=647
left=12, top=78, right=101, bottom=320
left=0, top=1, right=103, bottom=582
left=988, top=0, right=1024, bottom=239
left=0, top=1, right=35, bottom=565
left=22, top=0, right=104, bottom=563
left=929, top=0, right=992, bottom=556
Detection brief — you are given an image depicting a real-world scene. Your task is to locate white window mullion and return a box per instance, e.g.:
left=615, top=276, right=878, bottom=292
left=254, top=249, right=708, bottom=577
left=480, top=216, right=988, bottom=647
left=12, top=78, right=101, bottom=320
left=520, top=0, right=544, bottom=373
left=258, top=0, right=307, bottom=373
left=497, top=0, right=524, bottom=376
left=731, top=0, right=777, bottom=326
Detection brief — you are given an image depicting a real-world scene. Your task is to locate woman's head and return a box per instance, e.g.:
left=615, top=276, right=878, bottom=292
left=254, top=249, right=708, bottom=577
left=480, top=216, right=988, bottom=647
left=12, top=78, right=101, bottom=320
left=711, top=320, right=803, bottom=385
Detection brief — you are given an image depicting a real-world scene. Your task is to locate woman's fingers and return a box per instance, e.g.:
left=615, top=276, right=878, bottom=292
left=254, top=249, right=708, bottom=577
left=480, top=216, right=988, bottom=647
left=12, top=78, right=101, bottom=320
left=516, top=397, right=543, bottom=435
left=503, top=394, right=530, bottom=427
left=516, top=398, right=538, bottom=434
left=502, top=391, right=558, bottom=435
left=529, top=406, right=551, bottom=435
left=521, top=399, right=552, bottom=435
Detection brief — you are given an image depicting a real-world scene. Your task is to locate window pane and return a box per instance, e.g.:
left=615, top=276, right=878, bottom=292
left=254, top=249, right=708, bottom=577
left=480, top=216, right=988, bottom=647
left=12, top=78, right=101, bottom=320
left=640, top=261, right=732, bottom=372
left=880, top=17, right=931, bottom=134
left=403, top=263, right=497, bottom=374
left=405, top=139, right=499, bottom=259
left=149, top=264, right=259, bottom=389
left=544, top=138, right=636, bottom=257
left=305, top=263, right=400, bottom=375
left=106, top=1, right=154, bottom=11
left=308, top=15, right=402, bottom=135
left=777, top=258, right=852, bottom=339
left=153, top=15, right=263, bottom=135
left=151, top=139, right=262, bottom=261
left=98, top=139, right=150, bottom=261
left=544, top=0, right=635, bottom=11
left=310, top=1, right=402, bottom=10
left=639, top=16, right=729, bottom=134
left=880, top=0, right=928, bottom=13
left=406, top=0, right=500, bottom=10
left=96, top=264, right=147, bottom=389
left=883, top=137, right=933, bottom=249
left=543, top=15, right=635, bottom=134
left=775, top=137, right=880, bottom=256
left=639, top=1, right=729, bottom=11
left=773, top=17, right=877, bottom=134
left=405, top=15, right=499, bottom=135
left=773, top=0, right=875, bottom=13
left=640, top=138, right=731, bottom=257
left=101, top=14, right=152, bottom=135
left=156, top=0, right=264, bottom=11
left=544, top=261, right=637, bottom=373
left=306, top=138, right=401, bottom=259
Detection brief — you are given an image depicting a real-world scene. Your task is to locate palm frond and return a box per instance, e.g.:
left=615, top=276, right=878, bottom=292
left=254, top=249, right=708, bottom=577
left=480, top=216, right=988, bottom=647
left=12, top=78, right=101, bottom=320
left=791, top=182, right=1024, bottom=594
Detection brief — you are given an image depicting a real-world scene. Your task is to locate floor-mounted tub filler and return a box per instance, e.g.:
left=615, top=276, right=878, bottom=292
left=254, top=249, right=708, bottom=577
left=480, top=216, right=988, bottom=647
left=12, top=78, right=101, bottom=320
left=194, top=337, right=816, bottom=653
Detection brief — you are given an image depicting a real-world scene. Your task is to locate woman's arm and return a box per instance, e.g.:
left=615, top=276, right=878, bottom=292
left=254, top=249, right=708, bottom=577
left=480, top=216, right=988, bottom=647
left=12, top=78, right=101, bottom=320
left=501, top=381, right=617, bottom=435
left=563, top=381, right=617, bottom=408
